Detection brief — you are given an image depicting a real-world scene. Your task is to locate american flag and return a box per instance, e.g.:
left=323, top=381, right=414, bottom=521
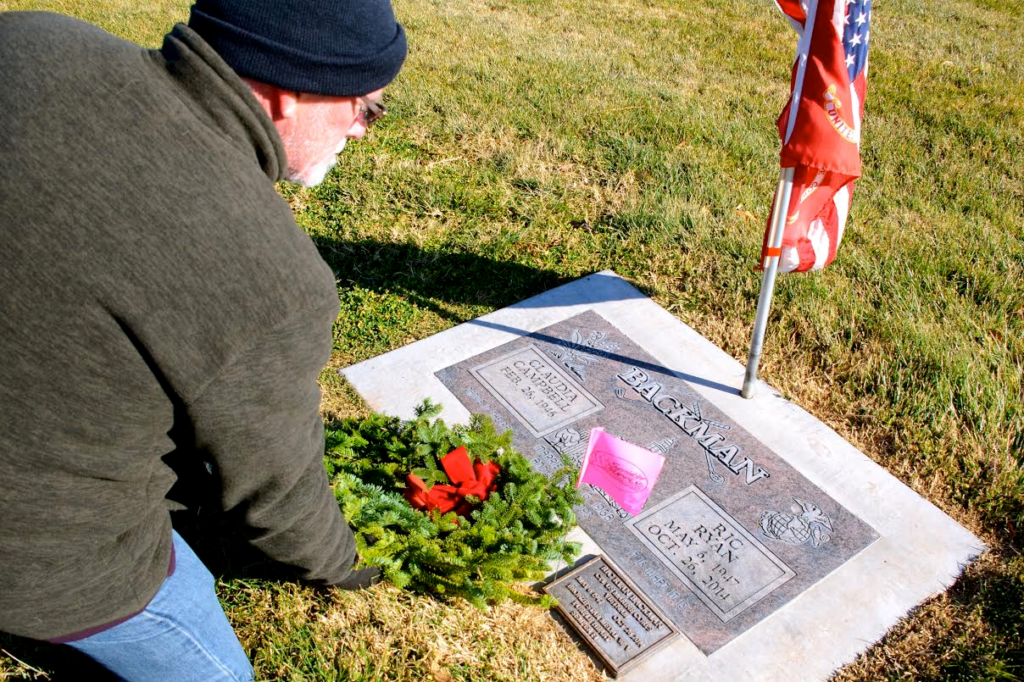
left=761, top=0, right=871, bottom=272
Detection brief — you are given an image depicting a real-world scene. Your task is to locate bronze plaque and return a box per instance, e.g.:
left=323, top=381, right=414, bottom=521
left=543, top=555, right=678, bottom=678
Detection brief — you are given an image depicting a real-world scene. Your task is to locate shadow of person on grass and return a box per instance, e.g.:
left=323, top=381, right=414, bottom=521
left=0, top=637, right=114, bottom=682
left=314, top=237, right=738, bottom=395
left=311, top=235, right=589, bottom=322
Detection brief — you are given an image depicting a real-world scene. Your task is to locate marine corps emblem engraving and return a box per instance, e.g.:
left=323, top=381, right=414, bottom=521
left=760, top=498, right=834, bottom=547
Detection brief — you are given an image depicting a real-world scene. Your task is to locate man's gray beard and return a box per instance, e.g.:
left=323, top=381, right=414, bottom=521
left=287, top=138, right=348, bottom=188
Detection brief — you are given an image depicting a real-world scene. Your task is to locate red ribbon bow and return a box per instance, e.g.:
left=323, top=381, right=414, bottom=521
left=404, top=446, right=501, bottom=518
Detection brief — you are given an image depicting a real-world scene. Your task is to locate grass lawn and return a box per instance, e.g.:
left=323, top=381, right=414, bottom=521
left=1, top=0, right=1021, bottom=679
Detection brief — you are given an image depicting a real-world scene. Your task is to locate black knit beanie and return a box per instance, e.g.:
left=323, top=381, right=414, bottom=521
left=187, top=0, right=407, bottom=97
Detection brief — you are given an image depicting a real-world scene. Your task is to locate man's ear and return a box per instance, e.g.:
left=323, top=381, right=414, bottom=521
left=277, top=90, right=299, bottom=120
left=244, top=79, right=300, bottom=122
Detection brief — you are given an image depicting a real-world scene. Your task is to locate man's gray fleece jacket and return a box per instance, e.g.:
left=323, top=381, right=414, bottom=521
left=0, top=12, right=355, bottom=640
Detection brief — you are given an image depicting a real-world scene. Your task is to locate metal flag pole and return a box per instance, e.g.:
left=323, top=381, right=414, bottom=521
left=741, top=165, right=796, bottom=399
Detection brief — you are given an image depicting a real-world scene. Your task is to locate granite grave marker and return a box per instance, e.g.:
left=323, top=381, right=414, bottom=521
left=436, top=310, right=879, bottom=655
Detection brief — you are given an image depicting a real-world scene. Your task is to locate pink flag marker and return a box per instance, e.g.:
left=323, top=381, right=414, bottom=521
left=577, top=428, right=666, bottom=515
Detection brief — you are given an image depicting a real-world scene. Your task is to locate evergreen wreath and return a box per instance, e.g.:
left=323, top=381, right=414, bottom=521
left=324, top=401, right=583, bottom=607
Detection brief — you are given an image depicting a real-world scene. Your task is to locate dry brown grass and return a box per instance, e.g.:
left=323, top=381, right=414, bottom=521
left=224, top=581, right=607, bottom=681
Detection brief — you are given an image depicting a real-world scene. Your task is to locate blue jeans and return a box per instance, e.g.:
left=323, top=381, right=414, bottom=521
left=67, top=531, right=254, bottom=682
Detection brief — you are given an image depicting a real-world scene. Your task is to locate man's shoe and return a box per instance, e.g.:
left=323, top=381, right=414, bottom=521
left=334, top=566, right=381, bottom=590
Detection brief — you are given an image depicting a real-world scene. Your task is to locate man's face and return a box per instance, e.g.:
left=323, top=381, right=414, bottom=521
left=278, top=89, right=384, bottom=187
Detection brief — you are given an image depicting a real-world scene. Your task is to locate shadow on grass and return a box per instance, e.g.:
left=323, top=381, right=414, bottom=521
left=311, top=236, right=665, bottom=321
left=313, top=237, right=738, bottom=394
left=311, top=236, right=580, bottom=322
left=0, top=636, right=115, bottom=682
left=936, top=556, right=1024, bottom=680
